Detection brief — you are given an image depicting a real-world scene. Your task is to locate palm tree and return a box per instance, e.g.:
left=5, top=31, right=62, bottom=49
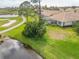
left=31, top=0, right=42, bottom=20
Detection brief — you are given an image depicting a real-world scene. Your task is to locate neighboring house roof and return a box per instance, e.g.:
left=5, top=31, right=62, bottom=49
left=50, top=12, right=79, bottom=22
left=41, top=10, right=61, bottom=17
left=42, top=10, right=79, bottom=22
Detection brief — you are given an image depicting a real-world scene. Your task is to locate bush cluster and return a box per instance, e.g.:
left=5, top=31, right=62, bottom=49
left=23, top=20, right=46, bottom=38
left=73, top=22, right=79, bottom=35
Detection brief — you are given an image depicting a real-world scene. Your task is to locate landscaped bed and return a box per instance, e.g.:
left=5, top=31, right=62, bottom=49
left=4, top=16, right=79, bottom=59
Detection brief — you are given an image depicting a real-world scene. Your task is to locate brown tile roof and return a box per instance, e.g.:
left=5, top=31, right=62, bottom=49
left=41, top=10, right=61, bottom=17
left=42, top=10, right=79, bottom=22
left=50, top=12, right=79, bottom=22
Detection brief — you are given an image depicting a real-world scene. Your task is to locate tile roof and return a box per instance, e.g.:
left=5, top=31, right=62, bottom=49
left=50, top=12, right=79, bottom=22
left=42, top=10, right=79, bottom=22
left=41, top=10, right=61, bottom=17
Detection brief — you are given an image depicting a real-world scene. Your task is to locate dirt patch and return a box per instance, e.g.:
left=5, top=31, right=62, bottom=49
left=48, top=30, right=66, bottom=40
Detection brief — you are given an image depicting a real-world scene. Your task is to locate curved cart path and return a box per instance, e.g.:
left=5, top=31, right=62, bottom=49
left=0, top=15, right=26, bottom=34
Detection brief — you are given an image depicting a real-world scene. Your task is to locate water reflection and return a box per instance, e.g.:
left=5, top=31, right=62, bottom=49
left=0, top=38, right=42, bottom=59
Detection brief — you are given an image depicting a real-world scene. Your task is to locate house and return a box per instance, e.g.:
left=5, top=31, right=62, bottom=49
left=65, top=8, right=74, bottom=12
left=42, top=10, right=79, bottom=26
left=75, top=8, right=79, bottom=13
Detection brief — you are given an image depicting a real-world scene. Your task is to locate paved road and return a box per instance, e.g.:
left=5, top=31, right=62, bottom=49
left=0, top=15, right=26, bottom=34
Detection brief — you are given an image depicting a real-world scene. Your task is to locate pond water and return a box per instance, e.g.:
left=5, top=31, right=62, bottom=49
left=0, top=38, right=42, bottom=59
left=0, top=15, right=18, bottom=18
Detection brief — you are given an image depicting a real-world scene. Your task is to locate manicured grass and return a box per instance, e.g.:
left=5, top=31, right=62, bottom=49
left=0, top=20, right=8, bottom=26
left=47, top=26, right=79, bottom=43
left=4, top=17, right=79, bottom=59
left=0, top=27, right=7, bottom=31
left=0, top=9, right=17, bottom=14
left=25, top=15, right=39, bottom=22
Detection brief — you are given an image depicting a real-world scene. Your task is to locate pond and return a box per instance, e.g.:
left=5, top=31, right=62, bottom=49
left=0, top=38, right=42, bottom=59
left=0, top=15, right=18, bottom=18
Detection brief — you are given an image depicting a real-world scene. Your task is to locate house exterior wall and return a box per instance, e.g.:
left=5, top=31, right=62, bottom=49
left=43, top=16, right=64, bottom=26
left=43, top=16, right=77, bottom=26
left=63, top=21, right=73, bottom=26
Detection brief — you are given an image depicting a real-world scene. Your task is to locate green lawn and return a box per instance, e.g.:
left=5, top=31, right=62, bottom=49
left=0, top=19, right=8, bottom=26
left=4, top=17, right=79, bottom=59
left=0, top=8, right=17, bottom=15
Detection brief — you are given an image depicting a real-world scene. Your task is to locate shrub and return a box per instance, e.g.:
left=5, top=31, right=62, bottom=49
left=73, top=22, right=79, bottom=35
left=23, top=19, right=46, bottom=38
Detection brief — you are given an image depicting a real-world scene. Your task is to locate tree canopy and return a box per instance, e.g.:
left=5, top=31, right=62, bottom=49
left=18, top=1, right=35, bottom=16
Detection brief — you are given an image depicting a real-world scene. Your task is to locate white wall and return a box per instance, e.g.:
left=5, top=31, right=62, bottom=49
left=64, top=22, right=73, bottom=26
left=43, top=16, right=74, bottom=26
left=57, top=21, right=64, bottom=26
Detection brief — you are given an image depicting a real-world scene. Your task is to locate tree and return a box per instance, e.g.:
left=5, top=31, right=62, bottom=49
left=43, top=5, right=48, bottom=10
left=31, top=0, right=42, bottom=20
left=19, top=0, right=47, bottom=38
left=18, top=1, right=35, bottom=21
left=44, top=5, right=48, bottom=9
